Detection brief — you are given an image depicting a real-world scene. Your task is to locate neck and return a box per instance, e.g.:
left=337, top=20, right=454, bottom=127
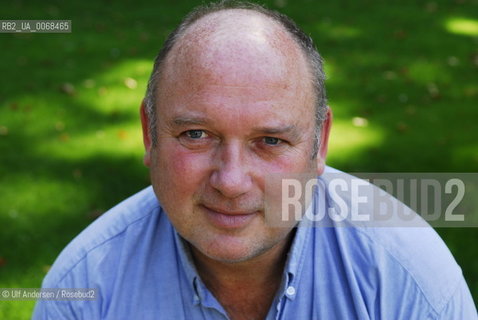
left=189, top=231, right=295, bottom=320
left=193, top=240, right=289, bottom=289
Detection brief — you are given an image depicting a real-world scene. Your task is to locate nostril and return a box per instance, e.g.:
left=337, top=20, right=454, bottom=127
left=210, top=164, right=253, bottom=198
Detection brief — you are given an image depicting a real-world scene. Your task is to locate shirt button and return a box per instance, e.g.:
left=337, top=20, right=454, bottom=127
left=286, top=286, right=296, bottom=296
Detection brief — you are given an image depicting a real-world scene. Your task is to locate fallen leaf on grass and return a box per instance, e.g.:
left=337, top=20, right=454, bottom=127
left=59, top=133, right=70, bottom=142
left=0, top=126, right=8, bottom=136
left=117, top=130, right=128, bottom=140
left=396, top=122, right=408, bottom=133
left=88, top=209, right=104, bottom=220
left=124, top=77, right=137, bottom=89
left=352, top=117, right=369, bottom=127
left=60, top=83, right=76, bottom=96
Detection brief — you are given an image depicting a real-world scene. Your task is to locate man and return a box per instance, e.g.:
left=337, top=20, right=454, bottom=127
left=33, top=1, right=477, bottom=319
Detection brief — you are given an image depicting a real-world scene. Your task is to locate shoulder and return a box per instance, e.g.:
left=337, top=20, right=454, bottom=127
left=42, top=186, right=165, bottom=287
left=353, top=226, right=461, bottom=309
left=314, top=167, right=472, bottom=317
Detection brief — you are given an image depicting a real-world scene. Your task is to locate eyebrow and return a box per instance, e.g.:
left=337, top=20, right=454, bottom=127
left=171, top=116, right=211, bottom=127
left=252, top=124, right=298, bottom=135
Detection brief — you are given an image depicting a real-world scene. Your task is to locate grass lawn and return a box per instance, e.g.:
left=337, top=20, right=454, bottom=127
left=1, top=0, right=477, bottom=318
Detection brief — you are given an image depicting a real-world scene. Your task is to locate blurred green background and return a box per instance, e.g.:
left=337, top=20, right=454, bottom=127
left=0, top=0, right=477, bottom=318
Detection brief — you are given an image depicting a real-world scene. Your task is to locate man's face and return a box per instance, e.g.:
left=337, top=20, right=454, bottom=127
left=142, top=14, right=328, bottom=263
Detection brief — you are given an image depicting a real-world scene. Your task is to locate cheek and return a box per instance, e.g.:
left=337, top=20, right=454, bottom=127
left=154, top=143, right=212, bottom=196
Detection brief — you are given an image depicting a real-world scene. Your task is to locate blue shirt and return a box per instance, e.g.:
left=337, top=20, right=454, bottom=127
left=33, top=168, right=477, bottom=319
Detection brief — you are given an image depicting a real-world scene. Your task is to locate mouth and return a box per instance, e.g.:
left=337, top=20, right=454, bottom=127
left=200, top=204, right=259, bottom=230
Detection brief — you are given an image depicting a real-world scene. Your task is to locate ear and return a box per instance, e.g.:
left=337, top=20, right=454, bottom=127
left=140, top=99, right=152, bottom=167
left=316, top=107, right=332, bottom=176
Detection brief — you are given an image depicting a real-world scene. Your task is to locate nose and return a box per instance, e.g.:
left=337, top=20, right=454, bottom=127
left=209, top=142, right=253, bottom=198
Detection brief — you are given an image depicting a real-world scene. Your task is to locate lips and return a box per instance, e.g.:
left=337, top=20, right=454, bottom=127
left=200, top=204, right=259, bottom=229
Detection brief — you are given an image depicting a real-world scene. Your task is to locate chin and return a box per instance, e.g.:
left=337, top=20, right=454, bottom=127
left=197, top=236, right=273, bottom=264
left=205, top=250, right=259, bottom=264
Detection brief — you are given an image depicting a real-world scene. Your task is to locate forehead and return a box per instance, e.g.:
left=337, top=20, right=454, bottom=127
left=156, top=9, right=315, bottom=122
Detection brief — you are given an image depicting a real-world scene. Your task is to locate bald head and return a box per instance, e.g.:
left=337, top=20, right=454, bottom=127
left=145, top=1, right=327, bottom=148
left=161, top=10, right=311, bottom=103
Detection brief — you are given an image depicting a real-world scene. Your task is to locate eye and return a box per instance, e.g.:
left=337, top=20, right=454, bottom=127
left=178, top=129, right=213, bottom=149
left=263, top=136, right=282, bottom=145
left=185, top=130, right=208, bottom=139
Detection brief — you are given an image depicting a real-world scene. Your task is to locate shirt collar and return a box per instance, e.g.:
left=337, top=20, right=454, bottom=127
left=173, top=231, right=229, bottom=313
left=173, top=230, right=203, bottom=305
